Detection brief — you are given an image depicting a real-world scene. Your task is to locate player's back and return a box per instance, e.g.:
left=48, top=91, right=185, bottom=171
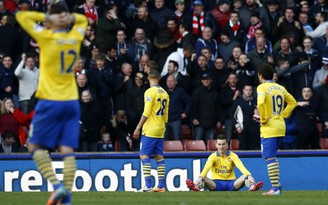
left=142, top=85, right=170, bottom=138
left=257, top=82, right=296, bottom=138
left=16, top=11, right=87, bottom=101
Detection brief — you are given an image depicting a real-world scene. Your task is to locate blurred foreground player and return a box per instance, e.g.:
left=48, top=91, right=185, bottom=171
left=16, top=2, right=88, bottom=205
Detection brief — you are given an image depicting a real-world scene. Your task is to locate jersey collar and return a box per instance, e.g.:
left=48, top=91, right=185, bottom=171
left=216, top=150, right=231, bottom=156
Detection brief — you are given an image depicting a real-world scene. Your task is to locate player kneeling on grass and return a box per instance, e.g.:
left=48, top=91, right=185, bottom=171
left=186, top=135, right=263, bottom=192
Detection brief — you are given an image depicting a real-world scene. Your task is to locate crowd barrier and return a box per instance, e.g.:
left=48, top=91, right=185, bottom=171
left=1, top=150, right=327, bottom=192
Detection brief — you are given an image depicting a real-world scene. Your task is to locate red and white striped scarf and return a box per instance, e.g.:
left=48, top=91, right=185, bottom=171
left=193, top=11, right=205, bottom=35
left=83, top=3, right=98, bottom=22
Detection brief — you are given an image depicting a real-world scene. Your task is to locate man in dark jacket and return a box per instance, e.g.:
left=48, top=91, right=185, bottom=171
left=164, top=75, right=192, bottom=140
left=192, top=73, right=223, bottom=140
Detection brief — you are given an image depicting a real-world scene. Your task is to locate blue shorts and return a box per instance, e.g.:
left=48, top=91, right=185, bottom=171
left=29, top=100, right=81, bottom=149
left=213, top=180, right=236, bottom=191
left=261, top=137, right=282, bottom=159
left=140, top=135, right=163, bottom=156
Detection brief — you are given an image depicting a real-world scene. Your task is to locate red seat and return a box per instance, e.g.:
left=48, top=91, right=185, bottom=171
left=185, top=140, right=206, bottom=151
left=164, top=140, right=184, bottom=151
left=230, top=139, right=240, bottom=150
left=317, top=123, right=323, bottom=138
left=114, top=140, right=121, bottom=151
left=320, top=138, right=328, bottom=149
left=207, top=139, right=217, bottom=151
left=181, top=124, right=192, bottom=139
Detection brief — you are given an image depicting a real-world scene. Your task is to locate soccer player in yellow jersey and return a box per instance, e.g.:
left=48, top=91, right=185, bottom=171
left=16, top=2, right=87, bottom=205
left=186, top=135, right=263, bottom=192
left=257, top=64, right=297, bottom=195
left=133, top=69, right=170, bottom=192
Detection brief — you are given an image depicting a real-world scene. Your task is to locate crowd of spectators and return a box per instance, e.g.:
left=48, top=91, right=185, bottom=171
left=0, top=0, right=328, bottom=153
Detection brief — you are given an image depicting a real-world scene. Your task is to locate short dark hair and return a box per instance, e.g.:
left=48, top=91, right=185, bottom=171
left=2, top=130, right=15, bottom=139
left=215, top=134, right=226, bottom=141
left=48, top=2, right=69, bottom=15
left=258, top=64, right=275, bottom=80
left=168, top=60, right=179, bottom=69
left=148, top=69, right=161, bottom=80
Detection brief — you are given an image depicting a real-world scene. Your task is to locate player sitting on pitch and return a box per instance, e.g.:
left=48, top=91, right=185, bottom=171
left=186, top=135, right=263, bottom=191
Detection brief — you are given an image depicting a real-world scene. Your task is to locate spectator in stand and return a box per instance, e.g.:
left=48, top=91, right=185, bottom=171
left=245, top=27, right=272, bottom=54
left=0, top=98, right=20, bottom=146
left=164, top=75, right=192, bottom=140
left=80, top=24, right=97, bottom=59
left=76, top=73, right=96, bottom=101
left=231, top=0, right=243, bottom=12
left=79, top=89, right=101, bottom=152
left=97, top=132, right=114, bottom=152
left=116, top=29, right=135, bottom=64
left=236, top=53, right=256, bottom=88
left=125, top=72, right=147, bottom=151
left=218, top=29, right=240, bottom=63
left=272, top=7, right=304, bottom=46
left=264, top=0, right=282, bottom=40
left=149, top=0, right=174, bottom=29
left=201, top=47, right=214, bottom=69
left=0, top=15, right=19, bottom=64
left=160, top=60, right=190, bottom=93
left=74, top=56, right=87, bottom=75
left=154, top=28, right=177, bottom=71
left=210, top=0, right=231, bottom=33
left=174, top=0, right=192, bottom=26
left=161, top=44, right=195, bottom=77
left=280, top=114, right=297, bottom=150
left=75, top=0, right=99, bottom=25
left=130, top=6, right=158, bottom=42
left=313, top=56, right=328, bottom=90
left=96, top=6, right=123, bottom=53
left=305, top=12, right=328, bottom=39
left=190, top=55, right=211, bottom=91
left=302, top=36, right=321, bottom=86
left=220, top=73, right=240, bottom=143
left=316, top=75, right=328, bottom=138
left=114, top=63, right=134, bottom=111
left=0, top=55, right=18, bottom=107
left=166, top=17, right=180, bottom=42
left=110, top=109, right=133, bottom=151
left=212, top=57, right=228, bottom=91
left=14, top=53, right=39, bottom=114
left=246, top=11, right=264, bottom=41
left=309, top=0, right=328, bottom=22
left=105, top=45, right=120, bottom=73
left=130, top=28, right=153, bottom=63
left=227, top=45, right=242, bottom=72
left=192, top=73, right=222, bottom=141
left=239, top=0, right=270, bottom=35
left=299, top=12, right=314, bottom=34
left=313, top=25, right=328, bottom=57
left=191, top=0, right=217, bottom=38
left=86, top=44, right=100, bottom=69
left=195, top=27, right=218, bottom=62
left=0, top=130, right=19, bottom=154
left=86, top=54, right=116, bottom=126
left=133, top=54, right=150, bottom=74
left=0, top=1, right=11, bottom=18
left=222, top=10, right=247, bottom=45
left=295, top=87, right=320, bottom=149
left=178, top=20, right=196, bottom=48
left=230, top=84, right=260, bottom=150
left=247, top=36, right=274, bottom=77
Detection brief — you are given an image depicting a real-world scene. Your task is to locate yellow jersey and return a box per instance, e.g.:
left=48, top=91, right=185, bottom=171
left=16, top=11, right=88, bottom=101
left=257, top=82, right=297, bottom=138
left=142, top=85, right=169, bottom=138
left=200, top=150, right=251, bottom=180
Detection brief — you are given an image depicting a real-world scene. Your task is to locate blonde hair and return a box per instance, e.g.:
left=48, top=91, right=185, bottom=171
left=1, top=98, right=13, bottom=115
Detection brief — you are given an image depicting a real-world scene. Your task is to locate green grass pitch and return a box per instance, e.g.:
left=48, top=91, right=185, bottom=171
left=0, top=191, right=327, bottom=205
